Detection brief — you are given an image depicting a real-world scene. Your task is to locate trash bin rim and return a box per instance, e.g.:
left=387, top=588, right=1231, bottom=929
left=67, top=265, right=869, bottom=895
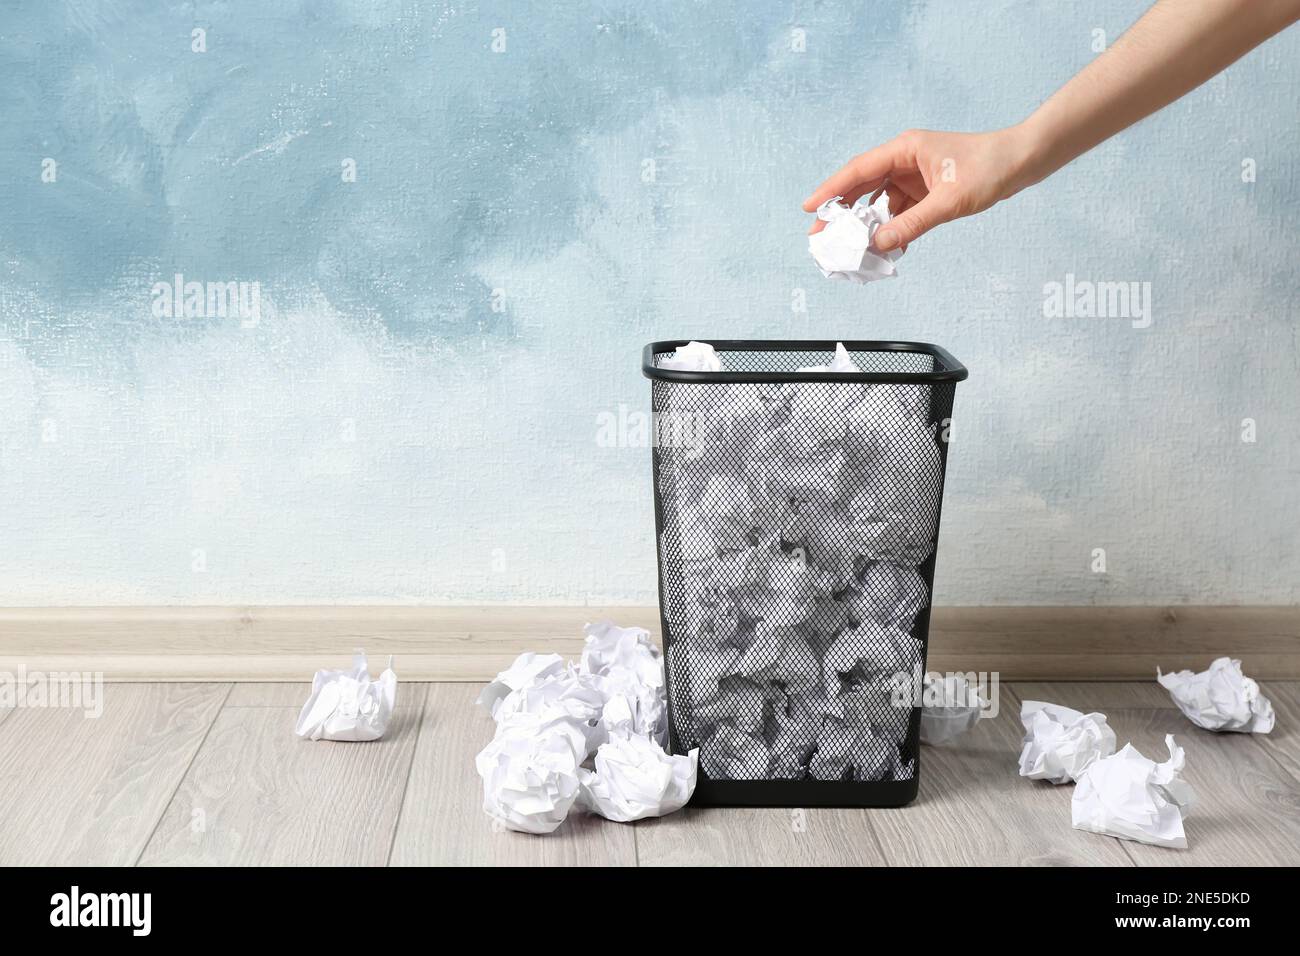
left=641, top=339, right=968, bottom=384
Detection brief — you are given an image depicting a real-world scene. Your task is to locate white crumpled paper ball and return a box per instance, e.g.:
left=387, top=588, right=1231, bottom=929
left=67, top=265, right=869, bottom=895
left=919, top=673, right=984, bottom=745
left=808, top=193, right=903, bottom=283
left=490, top=665, right=608, bottom=756
left=849, top=561, right=928, bottom=632
left=295, top=650, right=397, bottom=742
left=577, top=733, right=699, bottom=822
left=476, top=713, right=591, bottom=835
left=699, top=724, right=769, bottom=780
left=579, top=621, right=668, bottom=745
left=1017, top=700, right=1116, bottom=784
left=1157, top=657, right=1274, bottom=734
left=658, top=340, right=723, bottom=372
left=476, top=651, right=566, bottom=719
left=1072, top=734, right=1196, bottom=849
left=797, top=342, right=862, bottom=373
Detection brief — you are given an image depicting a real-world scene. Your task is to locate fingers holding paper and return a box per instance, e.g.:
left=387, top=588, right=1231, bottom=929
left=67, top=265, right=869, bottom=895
left=803, top=128, right=1035, bottom=250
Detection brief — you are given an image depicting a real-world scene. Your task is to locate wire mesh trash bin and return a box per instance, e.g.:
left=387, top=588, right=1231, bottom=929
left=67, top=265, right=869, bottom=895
left=642, top=340, right=967, bottom=807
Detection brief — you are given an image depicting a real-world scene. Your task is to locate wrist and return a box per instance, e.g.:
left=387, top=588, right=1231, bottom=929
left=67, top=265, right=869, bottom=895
left=998, top=118, right=1054, bottom=198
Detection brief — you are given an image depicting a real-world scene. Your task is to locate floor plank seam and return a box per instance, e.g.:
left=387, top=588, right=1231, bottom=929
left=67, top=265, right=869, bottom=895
left=132, top=683, right=234, bottom=867
left=385, top=687, right=432, bottom=867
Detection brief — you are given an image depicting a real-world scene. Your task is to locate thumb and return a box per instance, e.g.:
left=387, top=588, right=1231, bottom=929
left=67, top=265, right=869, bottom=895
left=874, top=196, right=952, bottom=252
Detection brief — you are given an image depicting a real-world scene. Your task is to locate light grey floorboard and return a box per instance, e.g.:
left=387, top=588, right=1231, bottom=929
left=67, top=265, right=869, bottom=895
left=1258, top=683, right=1300, bottom=782
left=0, top=683, right=230, bottom=866
left=137, top=685, right=426, bottom=866
left=636, top=806, right=887, bottom=866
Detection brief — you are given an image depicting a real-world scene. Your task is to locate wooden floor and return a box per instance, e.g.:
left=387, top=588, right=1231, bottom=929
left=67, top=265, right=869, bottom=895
left=1, top=681, right=1298, bottom=866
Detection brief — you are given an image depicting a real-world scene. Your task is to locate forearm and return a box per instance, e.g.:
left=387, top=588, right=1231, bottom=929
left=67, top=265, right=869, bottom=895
left=1013, top=0, right=1300, bottom=190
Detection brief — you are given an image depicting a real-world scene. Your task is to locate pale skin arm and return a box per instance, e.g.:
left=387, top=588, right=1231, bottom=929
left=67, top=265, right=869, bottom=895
left=804, top=0, right=1300, bottom=250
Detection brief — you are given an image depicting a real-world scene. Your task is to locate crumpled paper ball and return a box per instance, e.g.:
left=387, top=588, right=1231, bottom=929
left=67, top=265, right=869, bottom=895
left=579, top=621, right=668, bottom=745
left=768, top=690, right=821, bottom=778
left=659, top=340, right=723, bottom=372
left=295, top=650, right=397, bottom=742
left=491, top=665, right=607, bottom=756
left=1157, top=657, right=1275, bottom=734
left=735, top=623, right=818, bottom=694
left=748, top=429, right=848, bottom=505
left=476, top=712, right=591, bottom=835
left=919, top=673, right=984, bottom=745
left=824, top=622, right=924, bottom=703
left=808, top=193, right=903, bottom=283
left=577, top=733, right=699, bottom=822
left=699, top=724, right=770, bottom=779
left=848, top=561, right=928, bottom=632
left=476, top=651, right=566, bottom=719
left=670, top=638, right=742, bottom=710
left=695, top=675, right=767, bottom=735
left=678, top=474, right=773, bottom=556
left=809, top=686, right=902, bottom=781
left=1072, top=734, right=1196, bottom=849
left=797, top=342, right=862, bottom=373
left=1017, top=700, right=1117, bottom=784
left=843, top=423, right=942, bottom=564
left=780, top=502, right=863, bottom=592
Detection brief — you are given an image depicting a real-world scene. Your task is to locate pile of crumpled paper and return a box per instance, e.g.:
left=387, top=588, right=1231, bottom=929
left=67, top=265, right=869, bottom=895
left=1018, top=701, right=1196, bottom=850
left=655, top=341, right=945, bottom=783
left=475, top=622, right=698, bottom=834
left=1016, top=658, right=1274, bottom=849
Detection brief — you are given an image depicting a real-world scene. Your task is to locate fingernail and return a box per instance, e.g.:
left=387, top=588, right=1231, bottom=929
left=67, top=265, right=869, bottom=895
left=876, top=229, right=898, bottom=250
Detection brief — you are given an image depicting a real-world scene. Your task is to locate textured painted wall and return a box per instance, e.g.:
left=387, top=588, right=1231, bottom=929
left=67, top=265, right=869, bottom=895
left=1, top=1, right=1297, bottom=606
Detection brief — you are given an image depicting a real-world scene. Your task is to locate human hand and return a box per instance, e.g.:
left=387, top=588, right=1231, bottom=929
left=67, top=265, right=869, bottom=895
left=802, top=126, right=1040, bottom=251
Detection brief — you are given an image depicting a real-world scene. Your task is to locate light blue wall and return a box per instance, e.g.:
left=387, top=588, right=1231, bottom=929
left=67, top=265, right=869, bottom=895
left=1, top=1, right=1297, bottom=605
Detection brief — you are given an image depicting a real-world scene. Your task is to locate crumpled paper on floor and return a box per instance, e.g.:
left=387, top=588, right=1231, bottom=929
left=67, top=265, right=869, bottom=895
left=659, top=340, right=723, bottom=372
left=577, top=733, right=699, bottom=822
left=476, top=651, right=566, bottom=719
left=475, top=622, right=693, bottom=833
left=808, top=193, right=903, bottom=283
left=490, top=664, right=608, bottom=757
left=295, top=650, right=397, bottom=742
left=1072, top=734, right=1196, bottom=849
left=1157, top=657, right=1275, bottom=734
left=1018, top=700, right=1116, bottom=784
left=475, top=712, right=590, bottom=834
left=919, top=673, right=984, bottom=745
left=579, top=621, right=668, bottom=745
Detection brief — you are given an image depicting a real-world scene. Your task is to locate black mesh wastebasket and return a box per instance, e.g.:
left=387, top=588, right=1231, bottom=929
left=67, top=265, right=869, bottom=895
left=642, top=340, right=967, bottom=807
